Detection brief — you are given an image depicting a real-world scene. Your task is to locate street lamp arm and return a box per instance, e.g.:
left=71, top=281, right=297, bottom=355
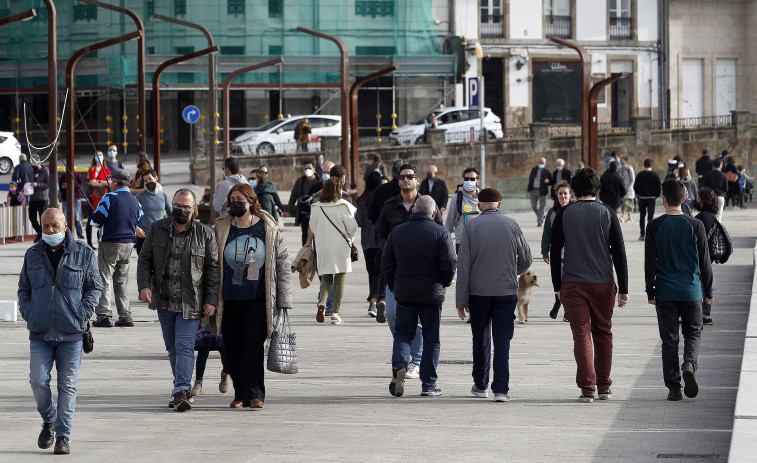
left=0, top=9, right=36, bottom=27
left=296, top=26, right=347, bottom=55
left=152, top=46, right=221, bottom=85
left=589, top=72, right=630, bottom=103
left=154, top=14, right=214, bottom=46
left=549, top=36, right=590, bottom=64
left=65, top=31, right=142, bottom=79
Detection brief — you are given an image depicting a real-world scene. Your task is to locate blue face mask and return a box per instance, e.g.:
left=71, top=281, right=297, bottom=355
left=96, top=155, right=104, bottom=164
left=538, top=163, right=545, bottom=169
left=556, top=166, right=563, bottom=171
left=427, top=172, right=433, bottom=179
left=108, top=150, right=117, bottom=158
left=463, top=180, right=477, bottom=192
left=42, top=231, right=65, bottom=247
left=249, top=180, right=257, bottom=188
left=322, top=173, right=330, bottom=182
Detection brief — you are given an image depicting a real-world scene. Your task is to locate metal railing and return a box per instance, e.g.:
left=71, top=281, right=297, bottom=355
left=0, top=205, right=33, bottom=243
left=652, top=115, right=732, bottom=130
left=230, top=141, right=322, bottom=156
left=545, top=15, right=571, bottom=38
left=549, top=125, right=582, bottom=136
left=597, top=121, right=632, bottom=133
left=609, top=17, right=632, bottom=39
left=503, top=126, right=532, bottom=139
left=481, top=15, right=504, bottom=38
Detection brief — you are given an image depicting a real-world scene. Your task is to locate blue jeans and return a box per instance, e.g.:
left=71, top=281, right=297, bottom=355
left=469, top=294, right=517, bottom=394
left=392, top=303, right=441, bottom=390
left=157, top=309, right=200, bottom=395
left=386, top=288, right=422, bottom=365
left=62, top=200, right=84, bottom=239
left=29, top=340, right=83, bottom=438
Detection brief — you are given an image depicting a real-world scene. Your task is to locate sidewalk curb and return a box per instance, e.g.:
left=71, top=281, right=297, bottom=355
left=729, top=239, right=757, bottom=462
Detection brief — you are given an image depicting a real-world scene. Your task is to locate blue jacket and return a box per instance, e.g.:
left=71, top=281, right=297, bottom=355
left=381, top=213, right=457, bottom=305
left=91, top=187, right=143, bottom=243
left=18, top=230, right=103, bottom=342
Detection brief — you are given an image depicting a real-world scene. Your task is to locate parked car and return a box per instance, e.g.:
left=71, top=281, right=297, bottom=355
left=0, top=131, right=22, bottom=175
left=388, top=107, right=503, bottom=146
left=231, top=115, right=342, bottom=155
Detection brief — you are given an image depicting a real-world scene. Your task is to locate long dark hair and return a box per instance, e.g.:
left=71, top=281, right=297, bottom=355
left=358, top=171, right=382, bottom=205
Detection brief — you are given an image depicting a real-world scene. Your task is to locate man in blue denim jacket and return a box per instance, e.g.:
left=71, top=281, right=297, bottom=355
left=18, top=208, right=103, bottom=455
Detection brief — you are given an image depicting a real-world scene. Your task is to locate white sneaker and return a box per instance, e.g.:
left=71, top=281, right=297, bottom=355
left=494, top=393, right=510, bottom=402
left=368, top=302, right=377, bottom=317
left=405, top=363, right=420, bottom=379
left=331, top=313, right=344, bottom=325
left=471, top=385, right=488, bottom=398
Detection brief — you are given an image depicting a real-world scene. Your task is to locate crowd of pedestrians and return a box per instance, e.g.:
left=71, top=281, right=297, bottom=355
left=12, top=146, right=747, bottom=455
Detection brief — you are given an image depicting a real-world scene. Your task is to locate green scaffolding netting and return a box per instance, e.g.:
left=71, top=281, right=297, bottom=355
left=0, top=0, right=444, bottom=88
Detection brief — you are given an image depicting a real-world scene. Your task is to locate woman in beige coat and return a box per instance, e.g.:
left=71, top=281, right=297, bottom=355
left=214, top=183, right=291, bottom=409
left=306, top=177, right=358, bottom=325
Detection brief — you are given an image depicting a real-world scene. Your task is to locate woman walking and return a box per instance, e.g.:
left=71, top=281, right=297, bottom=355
left=694, top=187, right=719, bottom=325
left=214, top=183, right=291, bottom=409
left=306, top=177, right=358, bottom=325
left=355, top=172, right=384, bottom=317
left=541, top=181, right=572, bottom=321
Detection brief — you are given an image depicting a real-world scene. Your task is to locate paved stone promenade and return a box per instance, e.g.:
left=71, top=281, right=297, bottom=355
left=0, top=174, right=754, bottom=461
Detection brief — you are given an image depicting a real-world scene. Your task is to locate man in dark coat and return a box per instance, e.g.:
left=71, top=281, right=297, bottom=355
left=551, top=158, right=572, bottom=201
left=419, top=164, right=449, bottom=214
left=695, top=149, right=712, bottom=182
left=382, top=195, right=456, bottom=398
left=599, top=161, right=627, bottom=211
left=526, top=157, right=552, bottom=226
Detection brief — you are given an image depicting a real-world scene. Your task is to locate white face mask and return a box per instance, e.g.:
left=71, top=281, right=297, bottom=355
left=678, top=163, right=684, bottom=169
left=538, top=163, right=545, bottom=169
left=463, top=180, right=477, bottom=192
left=42, top=231, right=65, bottom=247
left=304, top=168, right=314, bottom=177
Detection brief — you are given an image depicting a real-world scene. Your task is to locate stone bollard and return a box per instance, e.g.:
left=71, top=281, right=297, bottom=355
left=631, top=116, right=651, bottom=146
left=425, top=128, right=447, bottom=157
left=529, top=123, right=550, bottom=154
left=731, top=110, right=752, bottom=140
left=320, top=135, right=341, bottom=162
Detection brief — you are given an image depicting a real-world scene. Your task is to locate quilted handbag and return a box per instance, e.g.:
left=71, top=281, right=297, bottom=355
left=267, top=308, right=298, bottom=374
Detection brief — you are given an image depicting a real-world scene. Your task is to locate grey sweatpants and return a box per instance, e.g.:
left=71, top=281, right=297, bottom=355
left=529, top=189, right=547, bottom=225
left=95, top=242, right=133, bottom=321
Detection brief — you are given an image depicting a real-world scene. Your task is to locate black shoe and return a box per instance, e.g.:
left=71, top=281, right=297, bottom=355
left=668, top=388, right=683, bottom=401
left=420, top=388, right=442, bottom=397
left=389, top=367, right=405, bottom=397
left=549, top=301, right=561, bottom=319
left=54, top=436, right=70, bottom=455
left=114, top=318, right=134, bottom=327
left=92, top=318, right=113, bottom=328
left=376, top=300, right=387, bottom=324
left=638, top=235, right=645, bottom=241
left=38, top=421, right=55, bottom=449
left=682, top=362, right=698, bottom=398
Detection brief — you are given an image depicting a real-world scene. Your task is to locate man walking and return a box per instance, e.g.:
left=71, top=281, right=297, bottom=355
left=618, top=156, right=635, bottom=223
left=700, top=158, right=728, bottom=221
left=18, top=208, right=103, bottom=454
left=137, top=189, right=219, bottom=411
left=633, top=159, right=662, bottom=241
left=644, top=179, right=713, bottom=401
left=419, top=164, right=449, bottom=214
left=550, top=168, right=629, bottom=403
left=90, top=169, right=143, bottom=328
left=527, top=157, right=552, bottom=226
left=695, top=149, right=712, bottom=183
left=456, top=188, right=532, bottom=402
left=213, top=157, right=247, bottom=218
left=285, top=159, right=322, bottom=245
left=382, top=196, right=456, bottom=397
left=12, top=153, right=34, bottom=203
left=551, top=158, right=572, bottom=201
left=445, top=167, right=481, bottom=254
left=28, top=160, right=50, bottom=243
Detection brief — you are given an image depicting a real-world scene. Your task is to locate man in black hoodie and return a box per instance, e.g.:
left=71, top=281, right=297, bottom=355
left=632, top=158, right=662, bottom=241
left=700, top=158, right=727, bottom=221
left=694, top=149, right=712, bottom=183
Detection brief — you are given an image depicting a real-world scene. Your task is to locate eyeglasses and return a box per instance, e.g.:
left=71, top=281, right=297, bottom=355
left=398, top=174, right=416, bottom=180
left=464, top=177, right=478, bottom=181
left=172, top=204, right=194, bottom=211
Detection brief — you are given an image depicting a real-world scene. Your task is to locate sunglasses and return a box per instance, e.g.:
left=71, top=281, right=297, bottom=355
left=172, top=203, right=194, bottom=211
left=398, top=174, right=417, bottom=180
left=464, top=177, right=478, bottom=181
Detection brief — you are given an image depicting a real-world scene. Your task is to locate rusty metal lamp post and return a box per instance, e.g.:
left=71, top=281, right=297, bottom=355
left=79, top=0, right=146, bottom=153
left=65, top=31, right=142, bottom=231
left=549, top=37, right=591, bottom=167
left=296, top=27, right=350, bottom=175
left=41, top=1, right=59, bottom=207
left=153, top=15, right=218, bottom=216
left=349, top=66, right=400, bottom=190
left=588, top=72, right=630, bottom=170
left=0, top=8, right=35, bottom=26
left=151, top=46, right=220, bottom=179
left=221, top=58, right=284, bottom=158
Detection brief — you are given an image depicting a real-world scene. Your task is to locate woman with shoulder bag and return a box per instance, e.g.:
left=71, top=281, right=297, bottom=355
left=214, top=183, right=292, bottom=409
left=306, top=177, right=358, bottom=325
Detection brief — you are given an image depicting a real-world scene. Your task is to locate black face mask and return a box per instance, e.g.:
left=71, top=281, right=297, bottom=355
left=146, top=182, right=157, bottom=192
left=172, top=208, right=192, bottom=224
left=229, top=201, right=248, bottom=218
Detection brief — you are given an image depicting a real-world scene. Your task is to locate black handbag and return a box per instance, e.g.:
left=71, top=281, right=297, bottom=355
left=320, top=208, right=359, bottom=262
left=267, top=308, right=298, bottom=374
left=58, top=288, right=94, bottom=354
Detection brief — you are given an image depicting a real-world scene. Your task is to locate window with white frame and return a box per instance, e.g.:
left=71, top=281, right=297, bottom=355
left=545, top=0, right=571, bottom=38
left=480, top=0, right=503, bottom=38
left=610, top=0, right=632, bottom=39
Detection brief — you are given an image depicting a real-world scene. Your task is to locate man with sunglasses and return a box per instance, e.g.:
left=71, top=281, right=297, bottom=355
left=137, top=189, right=220, bottom=411
left=377, top=164, right=443, bottom=380
left=445, top=167, right=481, bottom=255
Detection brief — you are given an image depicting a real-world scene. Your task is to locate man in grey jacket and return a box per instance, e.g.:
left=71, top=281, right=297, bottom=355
left=456, top=188, right=532, bottom=402
left=212, top=157, right=247, bottom=218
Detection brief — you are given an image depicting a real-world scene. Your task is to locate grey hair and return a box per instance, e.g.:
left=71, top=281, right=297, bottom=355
left=428, top=164, right=437, bottom=173
left=174, top=188, right=197, bottom=205
left=414, top=195, right=437, bottom=217
left=19, top=153, right=27, bottom=161
left=556, top=158, right=565, bottom=166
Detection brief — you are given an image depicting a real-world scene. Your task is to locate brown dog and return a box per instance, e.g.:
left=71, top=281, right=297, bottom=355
left=517, top=270, right=539, bottom=324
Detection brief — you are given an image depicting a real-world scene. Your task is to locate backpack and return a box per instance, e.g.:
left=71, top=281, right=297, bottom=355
left=706, top=219, right=733, bottom=264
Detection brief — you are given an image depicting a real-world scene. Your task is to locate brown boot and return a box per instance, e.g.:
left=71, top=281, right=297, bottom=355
left=667, top=388, right=682, bottom=401
left=173, top=390, right=191, bottom=412
left=682, top=362, right=698, bottom=398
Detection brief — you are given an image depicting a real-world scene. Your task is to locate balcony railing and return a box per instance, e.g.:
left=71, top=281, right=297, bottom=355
left=545, top=15, right=571, bottom=38
left=481, top=15, right=504, bottom=38
left=652, top=115, right=732, bottom=130
left=609, top=16, right=632, bottom=39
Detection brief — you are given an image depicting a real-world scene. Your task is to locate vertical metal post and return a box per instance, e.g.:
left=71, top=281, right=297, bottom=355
left=479, top=76, right=486, bottom=187
left=43, top=1, right=59, bottom=208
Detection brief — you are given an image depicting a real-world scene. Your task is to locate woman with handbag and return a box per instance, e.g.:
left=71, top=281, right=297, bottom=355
left=87, top=152, right=110, bottom=249
left=214, top=183, right=292, bottom=409
left=305, top=177, right=358, bottom=325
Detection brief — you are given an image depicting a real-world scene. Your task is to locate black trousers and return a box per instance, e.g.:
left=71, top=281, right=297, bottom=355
left=299, top=215, right=310, bottom=246
left=28, top=199, right=47, bottom=239
left=222, top=299, right=267, bottom=402
left=135, top=237, right=145, bottom=255
left=655, top=300, right=702, bottom=390
left=195, top=347, right=228, bottom=381
left=638, top=198, right=656, bottom=236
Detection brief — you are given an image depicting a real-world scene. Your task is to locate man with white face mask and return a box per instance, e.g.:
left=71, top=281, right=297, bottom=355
left=527, top=157, right=552, bottom=227
left=445, top=167, right=481, bottom=254
left=18, top=208, right=103, bottom=455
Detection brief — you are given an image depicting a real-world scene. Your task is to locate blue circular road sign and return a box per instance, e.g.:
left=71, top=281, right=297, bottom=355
left=182, top=105, right=201, bottom=124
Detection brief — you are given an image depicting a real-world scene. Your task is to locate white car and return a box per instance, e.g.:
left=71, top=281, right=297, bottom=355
left=389, top=107, right=504, bottom=145
left=231, top=115, right=342, bottom=155
left=0, top=131, right=22, bottom=175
